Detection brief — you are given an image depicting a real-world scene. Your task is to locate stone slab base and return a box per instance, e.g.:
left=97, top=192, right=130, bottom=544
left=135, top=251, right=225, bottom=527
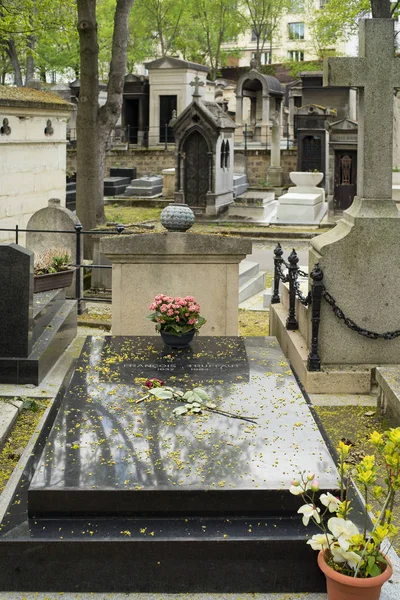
left=273, top=201, right=327, bottom=225
left=269, top=303, right=372, bottom=394
left=376, top=367, right=400, bottom=426
left=228, top=199, right=278, bottom=221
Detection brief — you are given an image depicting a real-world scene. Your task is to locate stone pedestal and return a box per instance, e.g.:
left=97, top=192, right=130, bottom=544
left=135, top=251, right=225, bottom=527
left=267, top=166, right=283, bottom=187
left=310, top=197, right=400, bottom=364
left=162, top=168, right=175, bottom=197
left=273, top=171, right=327, bottom=224
left=275, top=192, right=327, bottom=224
left=101, top=232, right=251, bottom=336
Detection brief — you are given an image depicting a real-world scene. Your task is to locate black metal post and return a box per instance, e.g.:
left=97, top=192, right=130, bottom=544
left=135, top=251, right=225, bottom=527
left=244, top=123, right=248, bottom=152
left=286, top=121, right=290, bottom=150
left=15, top=224, right=18, bottom=245
left=307, top=263, right=324, bottom=371
left=271, top=242, right=284, bottom=304
left=75, top=223, right=83, bottom=315
left=165, top=123, right=168, bottom=150
left=127, top=124, right=130, bottom=150
left=286, top=249, right=299, bottom=330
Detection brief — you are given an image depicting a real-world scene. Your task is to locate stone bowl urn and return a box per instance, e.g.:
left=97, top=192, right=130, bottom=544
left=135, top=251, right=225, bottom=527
left=290, top=172, right=324, bottom=187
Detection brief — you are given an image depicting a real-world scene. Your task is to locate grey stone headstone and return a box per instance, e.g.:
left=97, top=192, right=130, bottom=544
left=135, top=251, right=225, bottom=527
left=26, top=198, right=82, bottom=298
left=124, top=175, right=163, bottom=197
left=0, top=244, right=33, bottom=357
left=234, top=153, right=247, bottom=175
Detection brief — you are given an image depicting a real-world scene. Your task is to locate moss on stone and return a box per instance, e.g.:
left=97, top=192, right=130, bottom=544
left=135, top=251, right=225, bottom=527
left=0, top=400, right=49, bottom=493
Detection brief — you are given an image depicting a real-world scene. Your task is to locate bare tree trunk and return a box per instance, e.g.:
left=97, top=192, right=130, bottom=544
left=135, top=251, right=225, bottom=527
left=371, top=0, right=391, bottom=18
left=6, top=38, right=23, bottom=86
left=76, top=0, right=134, bottom=243
left=26, top=4, right=36, bottom=84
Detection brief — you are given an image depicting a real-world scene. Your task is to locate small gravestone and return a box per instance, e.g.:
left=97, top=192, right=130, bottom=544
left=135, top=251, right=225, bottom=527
left=110, top=167, right=136, bottom=179
left=103, top=177, right=131, bottom=196
left=26, top=198, right=82, bottom=298
left=124, top=175, right=163, bottom=197
left=0, top=244, right=33, bottom=357
left=233, top=153, right=249, bottom=199
left=234, top=152, right=247, bottom=175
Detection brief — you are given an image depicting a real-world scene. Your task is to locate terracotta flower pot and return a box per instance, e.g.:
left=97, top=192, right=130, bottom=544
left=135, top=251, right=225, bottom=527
left=317, top=550, right=392, bottom=600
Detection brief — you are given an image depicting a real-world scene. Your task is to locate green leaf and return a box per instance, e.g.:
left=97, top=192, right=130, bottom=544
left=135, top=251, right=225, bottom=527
left=148, top=389, right=173, bottom=399
left=21, top=399, right=38, bottom=412
left=173, top=406, right=188, bottom=416
left=192, top=388, right=209, bottom=401
left=191, top=407, right=202, bottom=414
left=196, top=316, right=206, bottom=327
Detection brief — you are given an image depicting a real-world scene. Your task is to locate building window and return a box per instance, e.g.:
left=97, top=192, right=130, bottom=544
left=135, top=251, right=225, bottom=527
left=251, top=29, right=257, bottom=41
left=225, top=141, right=230, bottom=169
left=220, top=140, right=226, bottom=169
left=288, top=22, right=305, bottom=40
left=251, top=51, right=272, bottom=65
left=288, top=50, right=304, bottom=61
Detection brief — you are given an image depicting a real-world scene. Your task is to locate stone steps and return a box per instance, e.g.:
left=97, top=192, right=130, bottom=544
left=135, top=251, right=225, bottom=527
left=0, top=293, right=77, bottom=386
left=239, top=260, right=266, bottom=302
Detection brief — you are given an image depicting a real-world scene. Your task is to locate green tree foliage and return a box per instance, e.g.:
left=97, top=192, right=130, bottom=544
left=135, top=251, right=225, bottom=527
left=184, top=0, right=245, bottom=80
left=311, top=0, right=399, bottom=47
left=131, top=0, right=188, bottom=58
left=0, top=0, right=77, bottom=84
left=243, top=0, right=290, bottom=66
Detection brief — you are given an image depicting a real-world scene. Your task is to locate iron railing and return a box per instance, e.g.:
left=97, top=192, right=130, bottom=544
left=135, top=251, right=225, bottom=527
left=67, top=124, right=296, bottom=153
left=271, top=242, right=400, bottom=373
left=67, top=125, right=175, bottom=151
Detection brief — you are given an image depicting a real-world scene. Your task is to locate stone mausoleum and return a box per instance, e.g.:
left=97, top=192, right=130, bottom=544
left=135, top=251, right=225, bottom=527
left=173, top=78, right=237, bottom=216
left=0, top=85, right=72, bottom=243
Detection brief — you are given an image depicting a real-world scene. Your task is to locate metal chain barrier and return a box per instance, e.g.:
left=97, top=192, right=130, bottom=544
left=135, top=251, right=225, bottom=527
left=323, top=288, right=400, bottom=340
left=276, top=261, right=290, bottom=283
left=295, top=280, right=312, bottom=306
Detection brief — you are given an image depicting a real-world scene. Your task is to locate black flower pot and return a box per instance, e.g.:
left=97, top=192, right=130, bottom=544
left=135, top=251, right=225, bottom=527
left=160, top=329, right=196, bottom=349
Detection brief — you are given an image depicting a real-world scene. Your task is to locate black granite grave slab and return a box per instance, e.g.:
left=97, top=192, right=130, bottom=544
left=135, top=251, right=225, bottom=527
left=110, top=166, right=136, bottom=179
left=0, top=296, right=77, bottom=385
left=28, top=336, right=337, bottom=517
left=0, top=336, right=348, bottom=593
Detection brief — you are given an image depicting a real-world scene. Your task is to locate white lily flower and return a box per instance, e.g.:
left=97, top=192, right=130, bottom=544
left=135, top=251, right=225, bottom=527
left=298, top=503, right=321, bottom=526
left=331, top=545, right=362, bottom=570
left=328, top=517, right=359, bottom=551
left=307, top=533, right=334, bottom=550
left=290, top=485, right=304, bottom=496
left=320, top=492, right=341, bottom=513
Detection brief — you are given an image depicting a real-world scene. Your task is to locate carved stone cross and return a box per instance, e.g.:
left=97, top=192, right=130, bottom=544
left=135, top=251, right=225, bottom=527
left=190, top=75, right=205, bottom=100
left=324, top=18, right=400, bottom=200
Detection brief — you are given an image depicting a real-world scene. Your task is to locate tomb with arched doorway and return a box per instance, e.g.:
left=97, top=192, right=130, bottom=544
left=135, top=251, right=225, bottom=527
left=172, top=79, right=237, bottom=216
left=235, top=61, right=284, bottom=185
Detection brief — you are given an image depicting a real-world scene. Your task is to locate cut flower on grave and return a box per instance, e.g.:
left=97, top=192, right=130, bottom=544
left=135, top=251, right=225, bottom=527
left=147, top=294, right=206, bottom=336
left=290, top=429, right=400, bottom=578
left=135, top=381, right=257, bottom=424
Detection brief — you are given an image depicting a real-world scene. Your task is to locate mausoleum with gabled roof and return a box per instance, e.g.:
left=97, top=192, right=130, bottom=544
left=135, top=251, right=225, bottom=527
left=172, top=78, right=237, bottom=216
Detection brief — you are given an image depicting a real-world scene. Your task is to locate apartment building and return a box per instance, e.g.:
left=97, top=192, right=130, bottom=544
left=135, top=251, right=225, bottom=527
left=224, top=0, right=354, bottom=67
